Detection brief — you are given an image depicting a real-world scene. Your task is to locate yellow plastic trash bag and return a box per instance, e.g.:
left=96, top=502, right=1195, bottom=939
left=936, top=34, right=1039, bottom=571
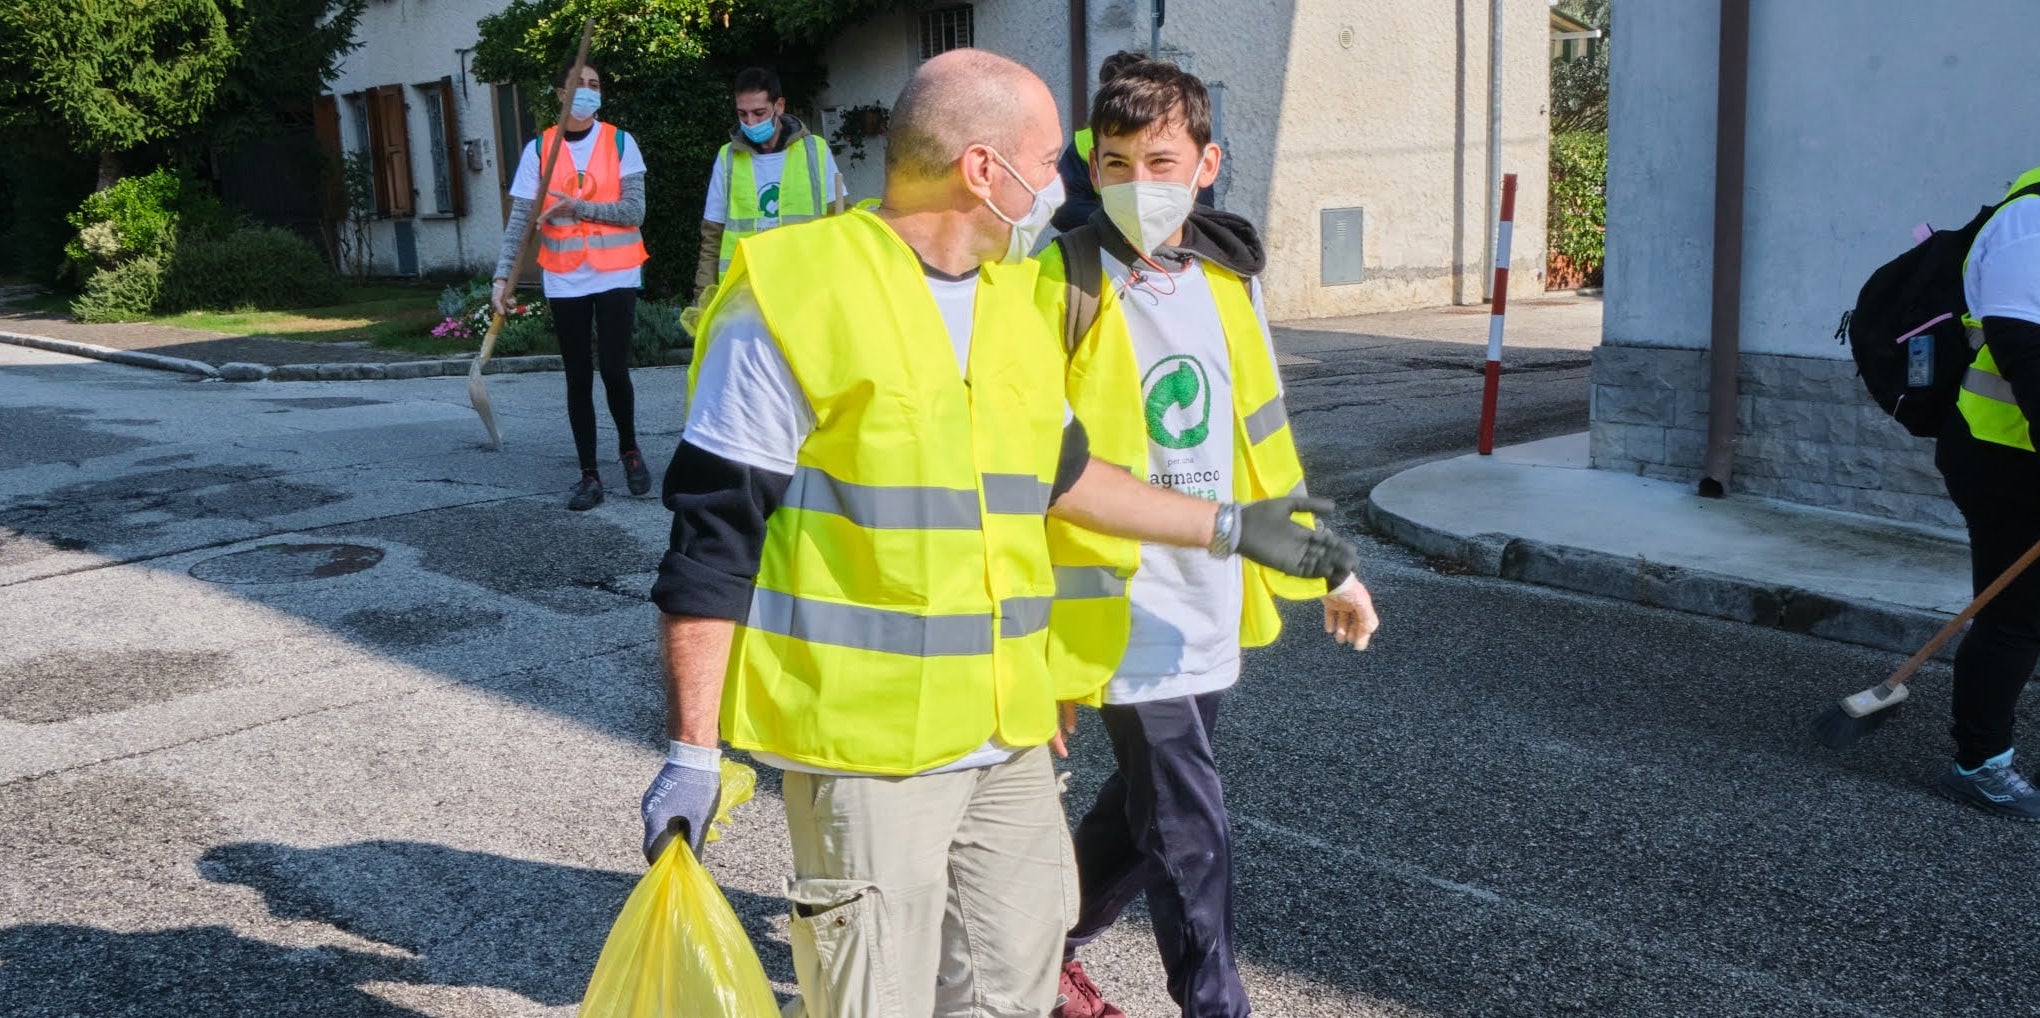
left=578, top=761, right=776, bottom=1018
left=679, top=283, right=717, bottom=339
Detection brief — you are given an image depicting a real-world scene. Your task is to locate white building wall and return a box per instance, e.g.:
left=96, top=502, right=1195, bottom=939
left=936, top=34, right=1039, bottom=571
left=326, top=0, right=509, bottom=278
left=1606, top=0, right=2040, bottom=358
left=818, top=0, right=1550, bottom=320
left=1594, top=0, right=2040, bottom=526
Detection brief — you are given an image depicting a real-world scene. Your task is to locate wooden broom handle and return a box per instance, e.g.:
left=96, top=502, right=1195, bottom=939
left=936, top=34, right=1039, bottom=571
left=1889, top=534, right=2040, bottom=687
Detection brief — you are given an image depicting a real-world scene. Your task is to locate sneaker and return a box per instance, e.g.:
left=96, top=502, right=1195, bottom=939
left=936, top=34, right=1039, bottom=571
left=1053, top=960, right=1126, bottom=1018
left=622, top=448, right=652, bottom=496
left=1937, top=753, right=2040, bottom=822
left=567, top=473, right=604, bottom=511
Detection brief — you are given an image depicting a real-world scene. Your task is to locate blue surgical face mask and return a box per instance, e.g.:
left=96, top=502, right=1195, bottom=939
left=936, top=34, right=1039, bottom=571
left=740, top=117, right=776, bottom=145
left=570, top=87, right=601, bottom=121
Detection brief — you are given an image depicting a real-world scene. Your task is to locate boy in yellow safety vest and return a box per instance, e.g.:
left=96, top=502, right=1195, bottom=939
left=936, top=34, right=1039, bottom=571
left=1039, top=58, right=1380, bottom=1018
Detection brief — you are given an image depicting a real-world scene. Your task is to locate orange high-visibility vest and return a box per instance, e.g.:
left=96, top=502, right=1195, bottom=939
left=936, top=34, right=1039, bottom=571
left=534, top=122, right=649, bottom=274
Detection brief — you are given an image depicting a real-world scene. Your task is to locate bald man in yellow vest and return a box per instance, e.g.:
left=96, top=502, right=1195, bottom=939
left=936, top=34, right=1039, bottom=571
left=646, top=48, right=1357, bottom=1018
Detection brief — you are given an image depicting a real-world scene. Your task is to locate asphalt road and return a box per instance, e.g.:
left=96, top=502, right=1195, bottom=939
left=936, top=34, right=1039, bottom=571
left=5, top=306, right=2035, bottom=1018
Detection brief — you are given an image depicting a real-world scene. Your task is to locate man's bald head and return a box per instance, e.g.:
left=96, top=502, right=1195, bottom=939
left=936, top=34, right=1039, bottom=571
left=886, top=49, right=1057, bottom=182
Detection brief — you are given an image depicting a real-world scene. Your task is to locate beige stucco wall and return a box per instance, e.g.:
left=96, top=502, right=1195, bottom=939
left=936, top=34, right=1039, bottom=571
left=819, top=0, right=1552, bottom=319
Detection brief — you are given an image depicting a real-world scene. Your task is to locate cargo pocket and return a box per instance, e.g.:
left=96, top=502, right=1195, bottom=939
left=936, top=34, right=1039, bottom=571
left=786, top=877, right=904, bottom=1018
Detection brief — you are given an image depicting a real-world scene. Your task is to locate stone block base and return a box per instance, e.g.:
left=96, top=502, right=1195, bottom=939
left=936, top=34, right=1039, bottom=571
left=1589, top=343, right=1961, bottom=529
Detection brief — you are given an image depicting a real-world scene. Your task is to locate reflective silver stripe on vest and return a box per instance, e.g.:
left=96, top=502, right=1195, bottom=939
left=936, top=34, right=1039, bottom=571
left=778, top=213, right=820, bottom=226
left=538, top=229, right=643, bottom=254
left=981, top=473, right=1053, bottom=515
left=1244, top=396, right=1289, bottom=444
left=1970, top=325, right=1986, bottom=352
left=1965, top=365, right=2019, bottom=405
left=725, top=217, right=765, bottom=233
left=748, top=588, right=993, bottom=656
left=787, top=466, right=981, bottom=530
left=999, top=596, right=1054, bottom=638
left=1054, top=565, right=1126, bottom=600
left=805, top=135, right=825, bottom=211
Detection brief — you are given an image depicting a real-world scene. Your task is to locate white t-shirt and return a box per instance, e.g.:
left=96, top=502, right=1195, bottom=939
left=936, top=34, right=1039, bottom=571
left=702, top=137, right=846, bottom=228
left=686, top=272, right=1018, bottom=776
left=1967, top=194, right=2040, bottom=324
left=1101, top=252, right=1281, bottom=706
left=510, top=126, right=647, bottom=298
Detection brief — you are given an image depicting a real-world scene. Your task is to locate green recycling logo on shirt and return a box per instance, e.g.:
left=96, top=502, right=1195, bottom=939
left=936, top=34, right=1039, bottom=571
left=759, top=182, right=781, bottom=219
left=1143, top=355, right=1212, bottom=450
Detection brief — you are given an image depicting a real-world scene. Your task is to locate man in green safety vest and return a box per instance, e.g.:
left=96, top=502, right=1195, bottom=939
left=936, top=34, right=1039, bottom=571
left=693, top=66, right=847, bottom=295
left=1937, top=165, right=2040, bottom=820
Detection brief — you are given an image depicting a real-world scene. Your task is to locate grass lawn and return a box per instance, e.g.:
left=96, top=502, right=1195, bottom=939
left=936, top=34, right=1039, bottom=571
left=153, top=282, right=466, bottom=355
left=4, top=281, right=479, bottom=356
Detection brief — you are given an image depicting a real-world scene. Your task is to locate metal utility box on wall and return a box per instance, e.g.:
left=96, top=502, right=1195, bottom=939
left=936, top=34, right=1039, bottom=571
left=1320, top=208, right=1364, bottom=286
left=392, top=219, right=419, bottom=276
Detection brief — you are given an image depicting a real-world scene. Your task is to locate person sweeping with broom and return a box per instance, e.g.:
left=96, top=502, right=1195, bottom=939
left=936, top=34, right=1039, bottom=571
left=492, top=57, right=651, bottom=511
left=1926, top=167, right=2040, bottom=820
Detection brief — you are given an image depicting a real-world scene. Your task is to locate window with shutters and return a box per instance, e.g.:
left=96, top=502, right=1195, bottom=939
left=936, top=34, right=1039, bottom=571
left=365, top=84, right=415, bottom=218
left=918, top=6, right=973, bottom=60
left=416, top=78, right=466, bottom=217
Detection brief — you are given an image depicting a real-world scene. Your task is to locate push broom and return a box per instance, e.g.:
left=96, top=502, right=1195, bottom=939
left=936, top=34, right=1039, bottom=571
left=468, top=17, right=595, bottom=450
left=1811, top=534, right=2040, bottom=750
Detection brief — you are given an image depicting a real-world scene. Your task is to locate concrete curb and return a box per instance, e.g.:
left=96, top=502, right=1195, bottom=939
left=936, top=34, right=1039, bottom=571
left=3, top=329, right=693, bottom=382
left=1, top=331, right=220, bottom=379
left=1363, top=497, right=1958, bottom=662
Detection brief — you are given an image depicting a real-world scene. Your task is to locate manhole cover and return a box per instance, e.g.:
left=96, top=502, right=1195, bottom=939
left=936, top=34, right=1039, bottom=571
left=189, top=543, right=384, bottom=584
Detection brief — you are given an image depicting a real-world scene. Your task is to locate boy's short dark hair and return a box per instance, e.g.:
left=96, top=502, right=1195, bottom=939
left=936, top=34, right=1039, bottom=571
left=733, top=67, right=783, bottom=102
left=557, top=58, right=600, bottom=88
left=1091, top=58, right=1212, bottom=150
left=1096, top=50, right=1146, bottom=87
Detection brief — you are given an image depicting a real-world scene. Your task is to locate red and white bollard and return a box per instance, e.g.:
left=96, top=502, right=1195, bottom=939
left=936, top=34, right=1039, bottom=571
left=1477, top=172, right=1518, bottom=456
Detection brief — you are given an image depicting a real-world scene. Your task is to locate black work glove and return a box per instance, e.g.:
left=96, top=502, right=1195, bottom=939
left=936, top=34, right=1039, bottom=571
left=1235, top=496, right=1359, bottom=580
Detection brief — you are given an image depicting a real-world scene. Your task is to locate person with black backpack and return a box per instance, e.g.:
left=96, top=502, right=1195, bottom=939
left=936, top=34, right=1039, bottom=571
left=1934, top=166, right=2040, bottom=820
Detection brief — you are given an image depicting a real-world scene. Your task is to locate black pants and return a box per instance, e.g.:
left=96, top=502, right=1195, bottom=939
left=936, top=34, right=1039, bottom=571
left=1066, top=692, right=1248, bottom=1018
left=1937, top=416, right=2040, bottom=768
left=549, top=287, right=638, bottom=473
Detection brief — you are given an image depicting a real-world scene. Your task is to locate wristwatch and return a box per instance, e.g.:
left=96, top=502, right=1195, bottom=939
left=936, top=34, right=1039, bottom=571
left=1208, top=502, right=1240, bottom=559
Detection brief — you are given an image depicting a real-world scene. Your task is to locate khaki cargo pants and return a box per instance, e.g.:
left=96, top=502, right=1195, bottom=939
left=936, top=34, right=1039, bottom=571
left=779, top=746, right=1078, bottom=1018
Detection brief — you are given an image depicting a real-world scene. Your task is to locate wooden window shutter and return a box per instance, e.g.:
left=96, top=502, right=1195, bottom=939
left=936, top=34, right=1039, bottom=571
left=438, top=76, right=466, bottom=217
left=373, top=84, right=415, bottom=217
left=312, top=95, right=344, bottom=221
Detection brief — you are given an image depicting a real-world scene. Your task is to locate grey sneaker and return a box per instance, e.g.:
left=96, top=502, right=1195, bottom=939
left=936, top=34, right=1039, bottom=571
left=1937, top=757, right=2040, bottom=822
left=567, top=473, right=604, bottom=511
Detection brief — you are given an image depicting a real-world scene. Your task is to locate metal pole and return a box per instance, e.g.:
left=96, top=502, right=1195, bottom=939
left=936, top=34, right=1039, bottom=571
left=1482, top=0, right=1503, bottom=302
left=1151, top=0, right=1163, bottom=57
left=1701, top=0, right=1751, bottom=496
left=1478, top=173, right=1519, bottom=454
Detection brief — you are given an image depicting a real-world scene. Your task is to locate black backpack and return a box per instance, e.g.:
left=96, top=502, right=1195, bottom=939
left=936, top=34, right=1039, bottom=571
left=1840, top=182, right=2040, bottom=437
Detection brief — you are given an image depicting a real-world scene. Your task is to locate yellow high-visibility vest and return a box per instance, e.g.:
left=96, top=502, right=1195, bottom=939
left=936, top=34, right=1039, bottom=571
left=691, top=210, right=1066, bottom=774
left=714, top=135, right=827, bottom=280
left=1074, top=128, right=1095, bottom=163
left=1957, top=165, right=2040, bottom=451
left=1038, top=243, right=1326, bottom=705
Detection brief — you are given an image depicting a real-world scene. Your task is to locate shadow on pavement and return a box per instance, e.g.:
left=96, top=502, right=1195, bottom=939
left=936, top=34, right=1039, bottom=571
left=195, top=840, right=795, bottom=1008
left=0, top=923, right=427, bottom=1018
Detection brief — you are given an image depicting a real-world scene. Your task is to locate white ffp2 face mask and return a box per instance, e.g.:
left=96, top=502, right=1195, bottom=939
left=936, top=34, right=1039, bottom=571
left=1100, top=180, right=1196, bottom=256
left=984, top=149, right=1067, bottom=264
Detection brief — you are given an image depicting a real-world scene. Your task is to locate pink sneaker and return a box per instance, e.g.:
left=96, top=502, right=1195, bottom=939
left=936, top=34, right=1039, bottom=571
left=1053, top=959, right=1127, bottom=1018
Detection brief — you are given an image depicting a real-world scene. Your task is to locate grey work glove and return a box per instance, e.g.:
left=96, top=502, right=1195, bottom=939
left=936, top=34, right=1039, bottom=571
left=1234, top=496, right=1359, bottom=580
left=641, top=754, right=721, bottom=864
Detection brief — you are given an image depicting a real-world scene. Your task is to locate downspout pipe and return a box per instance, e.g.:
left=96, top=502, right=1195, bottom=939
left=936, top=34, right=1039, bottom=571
left=1699, top=0, right=1751, bottom=498
left=1069, top=0, right=1089, bottom=130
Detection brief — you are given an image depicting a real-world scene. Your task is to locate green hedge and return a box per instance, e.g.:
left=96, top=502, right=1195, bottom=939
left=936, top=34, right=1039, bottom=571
left=1548, top=131, right=1607, bottom=288
left=62, top=167, right=345, bottom=321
